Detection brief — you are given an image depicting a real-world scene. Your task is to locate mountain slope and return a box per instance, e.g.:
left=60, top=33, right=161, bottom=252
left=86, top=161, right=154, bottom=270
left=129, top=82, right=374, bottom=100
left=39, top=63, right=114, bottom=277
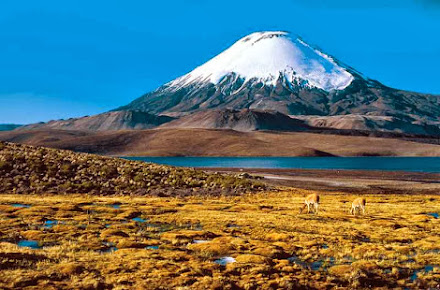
left=295, top=115, right=440, bottom=136
left=1, top=128, right=440, bottom=157
left=18, top=110, right=175, bottom=131
left=117, top=31, right=440, bottom=135
left=161, top=109, right=311, bottom=132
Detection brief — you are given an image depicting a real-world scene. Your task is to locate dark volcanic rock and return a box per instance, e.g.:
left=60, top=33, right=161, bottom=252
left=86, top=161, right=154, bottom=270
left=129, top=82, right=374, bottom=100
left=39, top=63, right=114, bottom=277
left=161, top=109, right=310, bottom=132
left=117, top=76, right=440, bottom=135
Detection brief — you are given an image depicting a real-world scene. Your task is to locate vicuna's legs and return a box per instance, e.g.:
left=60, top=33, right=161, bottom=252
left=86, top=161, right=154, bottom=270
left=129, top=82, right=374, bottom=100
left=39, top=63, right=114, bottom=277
left=300, top=194, right=320, bottom=215
left=351, top=205, right=365, bottom=215
left=351, top=205, right=360, bottom=216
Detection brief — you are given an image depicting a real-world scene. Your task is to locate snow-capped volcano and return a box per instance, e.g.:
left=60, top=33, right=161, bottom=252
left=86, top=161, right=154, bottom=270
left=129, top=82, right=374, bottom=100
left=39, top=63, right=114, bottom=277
left=116, top=31, right=440, bottom=135
left=169, top=31, right=354, bottom=92
left=13, top=31, right=440, bottom=138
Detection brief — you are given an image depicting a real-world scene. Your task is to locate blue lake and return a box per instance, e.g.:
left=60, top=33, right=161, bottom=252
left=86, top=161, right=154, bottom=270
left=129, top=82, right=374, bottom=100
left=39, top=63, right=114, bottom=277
left=123, top=157, right=440, bottom=173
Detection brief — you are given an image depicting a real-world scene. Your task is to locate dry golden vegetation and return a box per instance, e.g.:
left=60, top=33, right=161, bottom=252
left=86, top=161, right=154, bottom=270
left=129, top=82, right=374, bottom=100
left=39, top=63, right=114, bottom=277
left=0, top=141, right=263, bottom=196
left=0, top=191, right=439, bottom=289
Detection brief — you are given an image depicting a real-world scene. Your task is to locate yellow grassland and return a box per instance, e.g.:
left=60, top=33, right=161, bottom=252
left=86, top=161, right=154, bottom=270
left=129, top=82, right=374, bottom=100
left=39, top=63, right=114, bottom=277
left=0, top=190, right=439, bottom=289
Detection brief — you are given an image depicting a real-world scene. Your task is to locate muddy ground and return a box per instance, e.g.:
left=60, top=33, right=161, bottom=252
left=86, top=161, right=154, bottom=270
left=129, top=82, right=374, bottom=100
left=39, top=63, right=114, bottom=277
left=206, top=168, right=440, bottom=195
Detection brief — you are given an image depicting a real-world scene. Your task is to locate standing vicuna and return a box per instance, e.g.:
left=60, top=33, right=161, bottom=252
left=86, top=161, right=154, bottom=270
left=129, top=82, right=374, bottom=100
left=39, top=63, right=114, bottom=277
left=350, top=197, right=366, bottom=215
left=299, top=193, right=320, bottom=214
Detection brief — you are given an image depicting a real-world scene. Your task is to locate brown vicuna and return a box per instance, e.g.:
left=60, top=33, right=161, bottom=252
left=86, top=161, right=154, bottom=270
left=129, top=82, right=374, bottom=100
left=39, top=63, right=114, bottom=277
left=350, top=197, right=366, bottom=215
left=299, top=193, right=320, bottom=214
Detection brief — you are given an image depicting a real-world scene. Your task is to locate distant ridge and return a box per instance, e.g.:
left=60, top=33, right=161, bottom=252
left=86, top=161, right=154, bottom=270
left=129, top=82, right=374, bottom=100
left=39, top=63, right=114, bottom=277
left=18, top=110, right=175, bottom=131
left=1, top=128, right=440, bottom=157
left=295, top=115, right=440, bottom=136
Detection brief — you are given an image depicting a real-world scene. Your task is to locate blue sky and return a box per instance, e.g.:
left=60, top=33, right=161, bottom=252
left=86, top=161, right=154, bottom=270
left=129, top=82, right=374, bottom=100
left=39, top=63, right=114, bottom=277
left=1, top=0, right=439, bottom=124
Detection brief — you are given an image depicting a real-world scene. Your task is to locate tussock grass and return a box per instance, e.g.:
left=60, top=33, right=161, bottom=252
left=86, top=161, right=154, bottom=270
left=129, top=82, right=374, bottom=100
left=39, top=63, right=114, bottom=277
left=0, top=141, right=264, bottom=196
left=0, top=191, right=438, bottom=289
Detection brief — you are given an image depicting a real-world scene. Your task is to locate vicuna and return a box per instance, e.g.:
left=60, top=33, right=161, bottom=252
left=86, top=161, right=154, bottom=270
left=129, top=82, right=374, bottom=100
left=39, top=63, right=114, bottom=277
left=300, top=193, right=320, bottom=214
left=350, top=197, right=366, bottom=215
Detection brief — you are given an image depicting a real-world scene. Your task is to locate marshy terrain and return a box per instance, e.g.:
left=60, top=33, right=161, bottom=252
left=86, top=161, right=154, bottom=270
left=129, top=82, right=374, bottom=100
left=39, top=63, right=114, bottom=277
left=0, top=141, right=439, bottom=289
left=0, top=193, right=439, bottom=289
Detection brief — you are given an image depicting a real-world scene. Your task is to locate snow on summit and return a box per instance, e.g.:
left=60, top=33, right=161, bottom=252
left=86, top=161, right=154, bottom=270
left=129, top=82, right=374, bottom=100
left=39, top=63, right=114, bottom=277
left=170, top=31, right=354, bottom=92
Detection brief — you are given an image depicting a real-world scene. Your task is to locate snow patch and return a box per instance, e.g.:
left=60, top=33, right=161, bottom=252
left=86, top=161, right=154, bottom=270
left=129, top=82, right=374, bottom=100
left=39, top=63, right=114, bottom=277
left=169, top=31, right=354, bottom=92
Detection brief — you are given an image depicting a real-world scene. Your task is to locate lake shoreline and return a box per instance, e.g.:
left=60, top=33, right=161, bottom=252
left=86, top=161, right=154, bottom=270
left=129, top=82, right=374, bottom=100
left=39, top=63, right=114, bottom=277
left=202, top=167, right=440, bottom=195
left=122, top=156, right=440, bottom=194
left=123, top=156, right=440, bottom=173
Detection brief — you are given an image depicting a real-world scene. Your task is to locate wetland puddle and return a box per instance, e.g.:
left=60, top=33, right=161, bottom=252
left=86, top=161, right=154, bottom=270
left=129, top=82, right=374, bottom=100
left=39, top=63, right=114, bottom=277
left=11, top=203, right=31, bottom=208
left=410, top=265, right=436, bottom=282
left=226, top=224, right=240, bottom=229
left=103, top=247, right=118, bottom=253
left=426, top=213, right=439, bottom=219
left=101, top=242, right=118, bottom=253
left=43, top=220, right=58, bottom=228
left=288, top=256, right=336, bottom=271
left=132, top=217, right=147, bottom=223
left=192, top=240, right=210, bottom=244
left=146, top=245, right=159, bottom=250
left=214, top=257, right=236, bottom=266
left=17, top=240, right=41, bottom=249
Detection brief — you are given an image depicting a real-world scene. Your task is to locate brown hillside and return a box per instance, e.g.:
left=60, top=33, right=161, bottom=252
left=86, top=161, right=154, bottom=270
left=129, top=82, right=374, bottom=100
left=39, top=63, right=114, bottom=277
left=18, top=110, right=174, bottom=131
left=1, top=128, right=439, bottom=157
left=0, top=141, right=262, bottom=196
